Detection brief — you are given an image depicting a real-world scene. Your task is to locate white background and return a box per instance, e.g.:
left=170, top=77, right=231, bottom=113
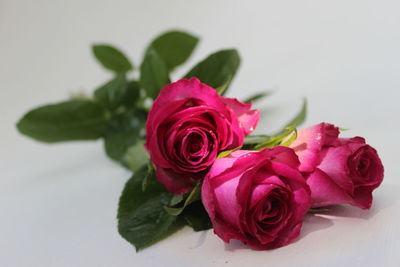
left=1, top=0, right=400, bottom=266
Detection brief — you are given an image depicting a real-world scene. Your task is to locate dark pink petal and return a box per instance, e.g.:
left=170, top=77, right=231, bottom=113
left=270, top=161, right=311, bottom=222
left=153, top=165, right=194, bottom=194
left=270, top=161, right=305, bottom=185
left=343, top=138, right=384, bottom=189
left=270, top=146, right=301, bottom=170
left=150, top=78, right=230, bottom=117
left=248, top=182, right=278, bottom=209
left=353, top=186, right=374, bottom=209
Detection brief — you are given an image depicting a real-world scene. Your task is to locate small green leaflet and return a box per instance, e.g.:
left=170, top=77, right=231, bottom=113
left=169, top=194, right=184, bottom=206
left=92, top=44, right=133, bottom=73
left=123, top=140, right=148, bottom=172
left=103, top=110, right=147, bottom=163
left=184, top=49, right=240, bottom=90
left=94, top=74, right=129, bottom=111
left=123, top=81, right=142, bottom=109
left=17, top=100, right=107, bottom=143
left=181, top=201, right=213, bottom=232
left=140, top=49, right=170, bottom=99
left=215, top=76, right=231, bottom=96
left=164, top=182, right=201, bottom=216
left=117, top=165, right=182, bottom=251
left=254, top=126, right=297, bottom=150
left=244, top=91, right=273, bottom=104
left=244, top=135, right=271, bottom=145
left=280, top=129, right=298, bottom=147
left=243, top=99, right=306, bottom=149
left=147, top=30, right=199, bottom=71
left=141, top=162, right=154, bottom=192
left=217, top=146, right=242, bottom=159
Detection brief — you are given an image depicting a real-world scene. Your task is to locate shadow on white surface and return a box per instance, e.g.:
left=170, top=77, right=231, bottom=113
left=190, top=230, right=210, bottom=249
left=311, top=184, right=399, bottom=220
left=221, top=184, right=399, bottom=252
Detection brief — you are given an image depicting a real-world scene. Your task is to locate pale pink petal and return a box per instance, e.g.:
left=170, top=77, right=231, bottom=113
left=222, top=97, right=260, bottom=135
left=213, top=176, right=242, bottom=229
left=307, top=168, right=355, bottom=208
left=290, top=123, right=339, bottom=172
left=317, top=145, right=354, bottom=193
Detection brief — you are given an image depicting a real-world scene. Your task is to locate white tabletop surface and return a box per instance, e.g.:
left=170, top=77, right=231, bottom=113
left=1, top=0, right=400, bottom=266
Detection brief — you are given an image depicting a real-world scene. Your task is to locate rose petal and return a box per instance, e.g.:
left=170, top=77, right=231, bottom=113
left=307, top=168, right=355, bottom=208
left=202, top=147, right=311, bottom=250
left=153, top=165, right=194, bottom=194
left=317, top=145, right=354, bottom=193
left=353, top=186, right=374, bottom=209
left=213, top=175, right=242, bottom=229
left=290, top=123, right=339, bottom=172
left=222, top=97, right=260, bottom=135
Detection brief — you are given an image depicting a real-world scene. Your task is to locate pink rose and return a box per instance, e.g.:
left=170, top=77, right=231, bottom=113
left=202, top=147, right=311, bottom=250
left=145, top=78, right=260, bottom=194
left=290, top=123, right=384, bottom=209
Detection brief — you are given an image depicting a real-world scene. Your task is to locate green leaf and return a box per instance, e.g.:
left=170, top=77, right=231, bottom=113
left=140, top=49, right=170, bottom=99
left=255, top=126, right=296, bottom=150
left=164, top=182, right=201, bottom=216
left=182, top=201, right=212, bottom=232
left=275, top=99, right=307, bottom=135
left=147, top=30, right=199, bottom=71
left=244, top=91, right=273, bottom=104
left=123, top=140, right=148, bottom=172
left=92, top=44, right=133, bottom=73
left=103, top=110, right=147, bottom=162
left=118, top=165, right=183, bottom=251
left=95, top=78, right=141, bottom=111
left=169, top=194, right=184, bottom=206
left=280, top=129, right=298, bottom=147
left=93, top=74, right=133, bottom=111
left=17, top=100, right=107, bottom=143
left=217, top=146, right=242, bottom=159
left=242, top=135, right=271, bottom=150
left=142, top=162, right=154, bottom=192
left=123, top=81, right=141, bottom=108
left=215, top=77, right=231, bottom=96
left=184, top=49, right=240, bottom=90
left=244, top=135, right=271, bottom=145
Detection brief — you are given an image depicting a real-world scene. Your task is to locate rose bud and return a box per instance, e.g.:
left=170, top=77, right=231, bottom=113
left=290, top=123, right=384, bottom=209
left=145, top=78, right=260, bottom=194
left=202, top=147, right=311, bottom=250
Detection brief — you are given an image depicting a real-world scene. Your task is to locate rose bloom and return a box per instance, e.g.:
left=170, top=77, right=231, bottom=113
left=145, top=78, right=259, bottom=194
left=290, top=123, right=384, bottom=209
left=202, top=147, right=311, bottom=250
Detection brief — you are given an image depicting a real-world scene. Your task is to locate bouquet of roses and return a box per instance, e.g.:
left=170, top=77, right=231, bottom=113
left=16, top=30, right=384, bottom=251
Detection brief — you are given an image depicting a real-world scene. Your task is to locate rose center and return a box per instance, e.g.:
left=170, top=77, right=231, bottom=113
left=189, top=136, right=203, bottom=153
left=177, top=128, right=216, bottom=168
left=357, top=156, right=370, bottom=177
left=254, top=188, right=290, bottom=233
